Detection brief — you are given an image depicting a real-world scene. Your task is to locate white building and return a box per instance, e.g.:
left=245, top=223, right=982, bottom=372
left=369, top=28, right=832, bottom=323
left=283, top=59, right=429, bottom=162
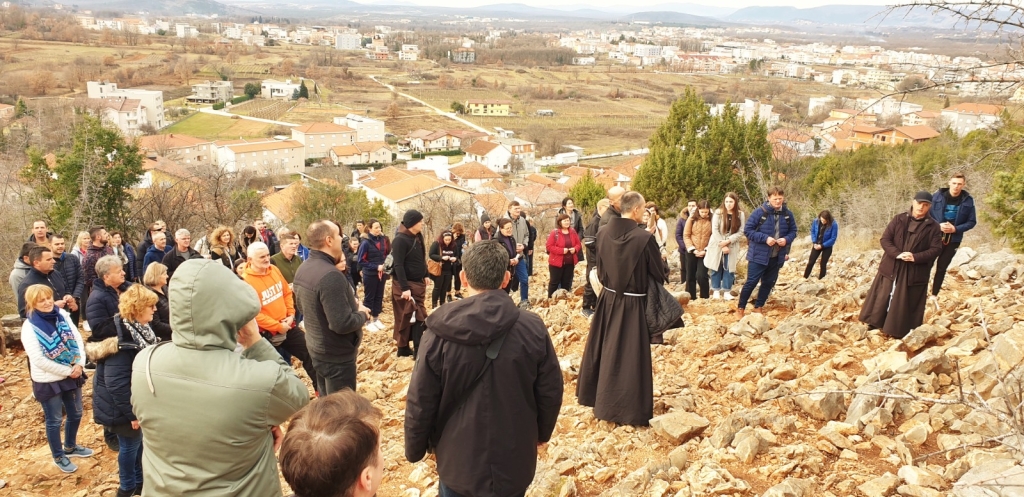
left=187, top=80, right=233, bottom=104
left=335, top=114, right=386, bottom=143
left=92, top=98, right=147, bottom=136
left=291, top=122, right=356, bottom=159
left=216, top=139, right=305, bottom=174
left=710, top=99, right=780, bottom=128
left=261, top=79, right=302, bottom=100
left=336, top=33, right=362, bottom=50
left=941, top=103, right=1003, bottom=136
left=87, top=81, right=165, bottom=129
left=462, top=136, right=537, bottom=173
left=175, top=23, right=198, bottom=38
left=399, top=44, right=419, bottom=61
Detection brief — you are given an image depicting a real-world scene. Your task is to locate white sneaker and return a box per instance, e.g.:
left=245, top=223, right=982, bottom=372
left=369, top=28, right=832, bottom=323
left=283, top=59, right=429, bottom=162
left=724, top=292, right=735, bottom=301
left=366, top=321, right=380, bottom=332
left=712, top=291, right=721, bottom=300
left=374, top=319, right=385, bottom=330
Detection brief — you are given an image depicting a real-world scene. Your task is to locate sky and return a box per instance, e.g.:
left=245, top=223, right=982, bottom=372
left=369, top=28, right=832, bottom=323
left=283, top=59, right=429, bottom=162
left=373, top=0, right=895, bottom=10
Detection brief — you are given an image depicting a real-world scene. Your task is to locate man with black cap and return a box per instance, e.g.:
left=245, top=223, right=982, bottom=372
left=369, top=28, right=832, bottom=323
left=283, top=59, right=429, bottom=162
left=859, top=191, right=943, bottom=339
left=391, top=209, right=429, bottom=357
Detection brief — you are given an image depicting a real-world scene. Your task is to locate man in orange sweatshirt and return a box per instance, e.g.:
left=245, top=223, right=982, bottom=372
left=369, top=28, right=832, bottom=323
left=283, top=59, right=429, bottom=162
left=242, top=241, right=318, bottom=396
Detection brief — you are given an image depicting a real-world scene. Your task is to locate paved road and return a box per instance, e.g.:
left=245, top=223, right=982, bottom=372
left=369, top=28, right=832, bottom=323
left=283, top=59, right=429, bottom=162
left=369, top=76, right=492, bottom=135
left=198, top=106, right=299, bottom=127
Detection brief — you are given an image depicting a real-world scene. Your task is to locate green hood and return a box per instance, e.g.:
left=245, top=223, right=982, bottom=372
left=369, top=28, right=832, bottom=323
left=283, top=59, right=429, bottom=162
left=169, top=259, right=260, bottom=351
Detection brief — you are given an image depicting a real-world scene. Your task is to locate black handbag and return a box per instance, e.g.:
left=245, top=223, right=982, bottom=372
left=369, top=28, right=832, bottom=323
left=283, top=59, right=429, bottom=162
left=645, top=277, right=683, bottom=336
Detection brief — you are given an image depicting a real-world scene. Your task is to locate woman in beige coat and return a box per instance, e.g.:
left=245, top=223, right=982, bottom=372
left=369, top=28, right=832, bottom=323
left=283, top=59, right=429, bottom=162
left=683, top=200, right=713, bottom=299
left=704, top=192, right=746, bottom=300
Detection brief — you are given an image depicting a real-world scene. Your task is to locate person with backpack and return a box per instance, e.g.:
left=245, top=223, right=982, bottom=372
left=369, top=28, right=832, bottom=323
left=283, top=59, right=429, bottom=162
left=804, top=210, right=839, bottom=279
left=546, top=213, right=583, bottom=298
left=737, top=187, right=798, bottom=318
left=357, top=219, right=390, bottom=332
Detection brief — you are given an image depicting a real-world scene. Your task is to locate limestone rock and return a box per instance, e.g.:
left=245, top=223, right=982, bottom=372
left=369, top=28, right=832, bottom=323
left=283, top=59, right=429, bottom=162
left=898, top=465, right=944, bottom=490
left=858, top=474, right=899, bottom=497
left=668, top=446, right=688, bottom=470
left=948, top=246, right=977, bottom=269
left=991, top=328, right=1024, bottom=372
left=794, top=390, right=845, bottom=421
left=897, top=484, right=941, bottom=497
left=730, top=313, right=769, bottom=337
left=762, top=478, right=814, bottom=497
left=901, top=324, right=944, bottom=353
left=969, top=250, right=1018, bottom=278
left=649, top=411, right=710, bottom=444
left=954, top=458, right=1024, bottom=496
left=863, top=350, right=909, bottom=375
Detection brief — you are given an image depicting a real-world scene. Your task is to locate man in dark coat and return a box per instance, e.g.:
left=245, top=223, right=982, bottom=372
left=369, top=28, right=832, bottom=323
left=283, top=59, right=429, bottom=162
left=51, top=235, right=84, bottom=324
left=17, top=246, right=73, bottom=318
left=391, top=210, right=429, bottom=357
left=737, top=187, right=798, bottom=318
left=580, top=199, right=609, bottom=319
left=405, top=240, right=563, bottom=497
left=161, top=229, right=203, bottom=280
left=929, top=173, right=977, bottom=297
left=674, top=199, right=697, bottom=286
left=860, top=191, right=943, bottom=339
left=577, top=191, right=665, bottom=426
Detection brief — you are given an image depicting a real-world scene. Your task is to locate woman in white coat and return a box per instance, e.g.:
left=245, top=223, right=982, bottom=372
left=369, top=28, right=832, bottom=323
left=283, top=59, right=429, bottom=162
left=704, top=192, right=746, bottom=300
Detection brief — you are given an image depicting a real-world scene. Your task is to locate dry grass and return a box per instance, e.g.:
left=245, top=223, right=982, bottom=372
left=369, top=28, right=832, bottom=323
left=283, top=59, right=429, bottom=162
left=164, top=112, right=270, bottom=139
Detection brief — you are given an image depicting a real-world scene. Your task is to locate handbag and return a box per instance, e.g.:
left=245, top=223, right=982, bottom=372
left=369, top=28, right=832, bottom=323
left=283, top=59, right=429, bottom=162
left=427, top=258, right=442, bottom=277
left=645, top=277, right=683, bottom=337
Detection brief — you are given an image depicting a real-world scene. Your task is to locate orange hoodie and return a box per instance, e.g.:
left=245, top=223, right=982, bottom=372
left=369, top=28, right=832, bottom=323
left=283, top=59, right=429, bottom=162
left=242, top=264, right=294, bottom=334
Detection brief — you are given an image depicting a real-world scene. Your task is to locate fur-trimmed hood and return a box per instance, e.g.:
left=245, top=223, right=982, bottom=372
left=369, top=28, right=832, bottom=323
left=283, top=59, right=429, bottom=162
left=86, top=336, right=119, bottom=363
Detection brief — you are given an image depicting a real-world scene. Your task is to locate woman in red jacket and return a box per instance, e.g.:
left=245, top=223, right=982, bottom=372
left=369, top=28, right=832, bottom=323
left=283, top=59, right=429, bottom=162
left=545, top=213, right=583, bottom=298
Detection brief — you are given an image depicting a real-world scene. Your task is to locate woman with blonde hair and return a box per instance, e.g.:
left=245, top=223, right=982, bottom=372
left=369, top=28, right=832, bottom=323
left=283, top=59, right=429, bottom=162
left=209, top=225, right=242, bottom=270
left=21, top=284, right=93, bottom=474
left=92, top=285, right=161, bottom=496
left=71, top=231, right=90, bottom=264
left=143, top=262, right=172, bottom=341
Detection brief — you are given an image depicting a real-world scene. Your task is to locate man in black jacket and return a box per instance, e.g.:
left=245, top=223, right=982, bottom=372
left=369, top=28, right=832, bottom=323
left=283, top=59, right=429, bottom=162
left=161, top=229, right=203, bottom=280
left=51, top=235, right=84, bottom=324
left=405, top=240, right=563, bottom=497
left=391, top=210, right=428, bottom=358
left=17, top=246, right=74, bottom=318
left=294, top=220, right=370, bottom=395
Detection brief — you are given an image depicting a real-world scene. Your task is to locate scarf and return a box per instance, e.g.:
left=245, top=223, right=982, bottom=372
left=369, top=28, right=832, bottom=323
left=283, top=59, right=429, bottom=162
left=121, top=318, right=160, bottom=349
left=29, top=308, right=80, bottom=368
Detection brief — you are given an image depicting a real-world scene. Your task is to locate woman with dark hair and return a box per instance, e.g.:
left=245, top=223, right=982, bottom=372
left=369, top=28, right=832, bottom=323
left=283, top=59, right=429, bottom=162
left=705, top=192, right=746, bottom=300
left=546, top=213, right=583, bottom=298
left=450, top=223, right=467, bottom=299
left=495, top=218, right=519, bottom=295
left=239, top=226, right=259, bottom=255
left=109, top=232, right=137, bottom=283
left=683, top=199, right=713, bottom=299
left=344, top=236, right=362, bottom=292
left=474, top=213, right=494, bottom=242
left=428, top=231, right=458, bottom=307
left=558, top=197, right=585, bottom=237
left=805, top=210, right=839, bottom=279
left=357, top=219, right=390, bottom=332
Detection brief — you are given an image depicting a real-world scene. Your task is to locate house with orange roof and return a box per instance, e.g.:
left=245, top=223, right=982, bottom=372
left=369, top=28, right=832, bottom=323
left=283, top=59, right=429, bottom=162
left=217, top=139, right=305, bottom=174
left=473, top=192, right=512, bottom=220
left=291, top=122, right=356, bottom=159
left=768, top=128, right=816, bottom=159
left=505, top=183, right=564, bottom=218
left=941, top=103, right=1004, bottom=136
left=359, top=168, right=473, bottom=221
left=524, top=173, right=566, bottom=191
left=135, top=154, right=198, bottom=191
left=328, top=141, right=393, bottom=166
left=902, top=110, right=940, bottom=127
left=874, top=125, right=941, bottom=145
left=138, top=133, right=214, bottom=166
left=463, top=136, right=536, bottom=174
left=449, top=161, right=502, bottom=190
left=261, top=181, right=306, bottom=226
left=464, top=100, right=512, bottom=116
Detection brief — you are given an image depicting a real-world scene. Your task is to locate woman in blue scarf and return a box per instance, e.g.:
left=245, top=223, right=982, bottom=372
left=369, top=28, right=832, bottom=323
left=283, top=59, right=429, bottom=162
left=20, top=284, right=93, bottom=473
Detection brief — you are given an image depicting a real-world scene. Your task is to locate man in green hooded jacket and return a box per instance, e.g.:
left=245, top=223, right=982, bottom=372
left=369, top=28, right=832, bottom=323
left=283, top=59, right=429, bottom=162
left=131, top=259, right=309, bottom=496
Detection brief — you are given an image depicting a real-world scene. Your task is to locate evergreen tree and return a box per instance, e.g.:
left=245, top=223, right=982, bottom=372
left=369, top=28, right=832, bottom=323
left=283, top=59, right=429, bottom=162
left=20, top=114, right=144, bottom=234
left=988, top=165, right=1024, bottom=251
left=568, top=170, right=607, bottom=217
left=298, top=80, right=309, bottom=99
left=15, top=98, right=29, bottom=118
left=634, top=87, right=772, bottom=210
left=244, top=82, right=260, bottom=98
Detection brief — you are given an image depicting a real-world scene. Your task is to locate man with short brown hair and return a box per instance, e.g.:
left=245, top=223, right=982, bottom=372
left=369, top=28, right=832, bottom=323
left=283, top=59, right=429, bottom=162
left=29, top=220, right=52, bottom=246
left=280, top=390, right=383, bottom=497
left=929, top=173, right=976, bottom=298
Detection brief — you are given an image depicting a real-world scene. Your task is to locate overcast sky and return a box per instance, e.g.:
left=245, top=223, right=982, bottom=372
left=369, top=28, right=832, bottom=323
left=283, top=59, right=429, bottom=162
left=381, top=0, right=894, bottom=9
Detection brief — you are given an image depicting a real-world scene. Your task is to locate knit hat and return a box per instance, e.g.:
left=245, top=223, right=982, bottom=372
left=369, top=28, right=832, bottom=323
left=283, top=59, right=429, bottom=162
left=402, top=209, right=424, bottom=228
left=480, top=212, right=490, bottom=224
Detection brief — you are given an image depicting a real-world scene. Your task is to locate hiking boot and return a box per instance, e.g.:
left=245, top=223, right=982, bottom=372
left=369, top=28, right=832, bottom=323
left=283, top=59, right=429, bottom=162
left=105, top=436, right=120, bottom=452
left=54, top=456, right=78, bottom=473
left=752, top=307, right=763, bottom=314
left=735, top=308, right=745, bottom=319
left=580, top=308, right=594, bottom=319
left=64, top=445, right=94, bottom=458
left=397, top=346, right=414, bottom=357
left=518, top=300, right=531, bottom=310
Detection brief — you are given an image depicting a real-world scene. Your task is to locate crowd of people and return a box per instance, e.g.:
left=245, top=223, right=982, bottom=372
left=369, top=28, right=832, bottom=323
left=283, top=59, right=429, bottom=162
left=10, top=172, right=977, bottom=496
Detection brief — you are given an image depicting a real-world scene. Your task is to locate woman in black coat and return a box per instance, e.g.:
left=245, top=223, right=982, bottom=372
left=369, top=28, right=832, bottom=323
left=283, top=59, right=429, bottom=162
left=428, top=231, right=458, bottom=307
left=143, top=262, right=172, bottom=341
left=494, top=218, right=520, bottom=295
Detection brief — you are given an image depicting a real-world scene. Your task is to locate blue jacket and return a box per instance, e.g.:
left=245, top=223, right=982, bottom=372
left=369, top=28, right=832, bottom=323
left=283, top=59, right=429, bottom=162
left=91, top=317, right=145, bottom=428
left=357, top=234, right=391, bottom=272
left=86, top=279, right=133, bottom=342
left=54, top=252, right=84, bottom=299
left=142, top=244, right=166, bottom=276
left=121, top=244, right=138, bottom=283
left=929, top=188, right=976, bottom=245
left=744, top=202, right=798, bottom=265
left=809, top=219, right=839, bottom=248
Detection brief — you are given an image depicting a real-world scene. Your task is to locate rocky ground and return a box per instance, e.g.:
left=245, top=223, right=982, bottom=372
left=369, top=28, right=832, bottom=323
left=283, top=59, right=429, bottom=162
left=1, top=243, right=1023, bottom=497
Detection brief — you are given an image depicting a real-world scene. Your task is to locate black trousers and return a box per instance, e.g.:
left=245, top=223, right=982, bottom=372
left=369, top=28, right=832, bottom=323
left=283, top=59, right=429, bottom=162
left=547, top=264, right=575, bottom=298
left=312, top=359, right=356, bottom=395
left=431, top=273, right=453, bottom=306
left=582, top=260, right=597, bottom=310
left=678, top=250, right=688, bottom=285
left=932, top=242, right=960, bottom=296
left=804, top=246, right=833, bottom=279
left=273, top=330, right=319, bottom=395
left=453, top=262, right=462, bottom=293
left=686, top=254, right=709, bottom=299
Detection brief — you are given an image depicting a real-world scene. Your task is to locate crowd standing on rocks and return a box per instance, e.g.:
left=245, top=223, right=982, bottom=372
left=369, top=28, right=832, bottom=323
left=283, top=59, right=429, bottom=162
left=0, top=173, right=1021, bottom=496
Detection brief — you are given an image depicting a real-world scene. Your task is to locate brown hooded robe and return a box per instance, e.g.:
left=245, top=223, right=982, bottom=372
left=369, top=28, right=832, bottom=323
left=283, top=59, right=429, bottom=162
left=576, top=216, right=664, bottom=426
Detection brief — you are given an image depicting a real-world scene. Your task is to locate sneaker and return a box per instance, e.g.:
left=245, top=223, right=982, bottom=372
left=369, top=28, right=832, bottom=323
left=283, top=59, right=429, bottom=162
left=374, top=319, right=385, bottom=330
left=580, top=308, right=594, bottom=319
left=712, top=291, right=721, bottom=300
left=453, top=292, right=464, bottom=300
left=365, top=320, right=380, bottom=332
left=54, top=456, right=78, bottom=473
left=64, top=445, right=94, bottom=458
left=518, top=300, right=531, bottom=310
left=724, top=292, right=735, bottom=301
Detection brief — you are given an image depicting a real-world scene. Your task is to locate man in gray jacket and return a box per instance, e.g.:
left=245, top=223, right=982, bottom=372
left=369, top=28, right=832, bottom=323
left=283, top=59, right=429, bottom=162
left=294, top=220, right=370, bottom=394
left=501, top=201, right=532, bottom=308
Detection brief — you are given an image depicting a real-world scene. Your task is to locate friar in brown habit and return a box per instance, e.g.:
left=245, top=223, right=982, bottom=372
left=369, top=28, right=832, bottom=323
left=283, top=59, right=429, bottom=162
left=577, top=191, right=666, bottom=426
left=859, top=191, right=943, bottom=339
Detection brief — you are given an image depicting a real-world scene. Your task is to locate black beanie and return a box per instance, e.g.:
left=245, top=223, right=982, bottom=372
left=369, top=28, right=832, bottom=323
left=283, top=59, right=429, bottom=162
left=402, top=209, right=424, bottom=228
left=480, top=212, right=490, bottom=224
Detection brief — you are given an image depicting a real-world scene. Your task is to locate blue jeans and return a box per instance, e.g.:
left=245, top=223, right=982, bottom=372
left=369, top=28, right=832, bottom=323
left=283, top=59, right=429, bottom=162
left=117, top=433, right=143, bottom=491
left=515, top=258, right=530, bottom=302
left=39, top=387, right=83, bottom=459
left=711, top=254, right=735, bottom=291
left=738, top=256, right=782, bottom=309
left=440, top=482, right=523, bottom=497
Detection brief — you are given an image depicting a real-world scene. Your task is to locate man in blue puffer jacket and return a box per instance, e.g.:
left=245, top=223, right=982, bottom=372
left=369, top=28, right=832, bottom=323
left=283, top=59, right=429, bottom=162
left=737, top=187, right=798, bottom=318
left=929, top=173, right=976, bottom=297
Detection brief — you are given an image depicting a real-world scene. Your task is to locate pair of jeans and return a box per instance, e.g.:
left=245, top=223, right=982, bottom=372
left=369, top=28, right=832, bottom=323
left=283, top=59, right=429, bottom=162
left=117, top=433, right=143, bottom=491
left=738, top=256, right=782, bottom=309
left=313, top=359, right=356, bottom=395
left=514, top=258, right=529, bottom=302
left=362, top=269, right=387, bottom=318
left=440, top=482, right=523, bottom=497
left=932, top=242, right=960, bottom=296
left=710, top=254, right=735, bottom=291
left=804, top=247, right=833, bottom=279
left=38, top=387, right=83, bottom=459
left=547, top=264, right=575, bottom=298
left=275, top=330, right=319, bottom=395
